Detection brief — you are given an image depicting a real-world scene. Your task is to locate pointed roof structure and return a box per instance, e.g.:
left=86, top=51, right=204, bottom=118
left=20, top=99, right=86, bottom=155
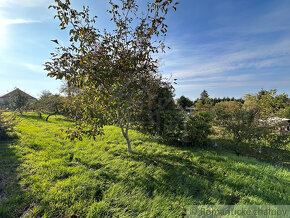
left=0, top=88, right=37, bottom=106
left=0, top=88, right=36, bottom=100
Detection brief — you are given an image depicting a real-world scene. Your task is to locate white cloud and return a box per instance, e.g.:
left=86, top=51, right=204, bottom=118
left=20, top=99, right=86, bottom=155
left=204, top=2, right=290, bottom=37
left=175, top=79, right=290, bottom=91
left=160, top=37, right=290, bottom=80
left=24, top=63, right=45, bottom=73
left=0, top=18, right=40, bottom=25
left=177, top=74, right=253, bottom=83
left=159, top=1, right=290, bottom=86
left=242, top=5, right=290, bottom=35
left=0, top=17, right=41, bottom=48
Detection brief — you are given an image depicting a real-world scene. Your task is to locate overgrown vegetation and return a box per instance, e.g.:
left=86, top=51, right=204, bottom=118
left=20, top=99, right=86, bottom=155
left=0, top=0, right=289, bottom=216
left=0, top=111, right=17, bottom=140
left=33, top=90, right=64, bottom=121
left=183, top=111, right=213, bottom=147
left=243, top=89, right=289, bottom=119
left=214, top=101, right=258, bottom=149
left=177, top=95, right=194, bottom=110
left=0, top=113, right=289, bottom=217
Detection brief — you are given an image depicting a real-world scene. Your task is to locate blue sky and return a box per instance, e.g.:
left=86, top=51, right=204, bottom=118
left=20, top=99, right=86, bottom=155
left=0, top=0, right=289, bottom=100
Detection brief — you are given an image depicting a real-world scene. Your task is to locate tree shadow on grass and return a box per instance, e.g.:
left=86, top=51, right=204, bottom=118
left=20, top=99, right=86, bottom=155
left=20, top=113, right=73, bottom=124
left=0, top=139, right=28, bottom=217
left=213, top=137, right=290, bottom=168
left=112, top=147, right=289, bottom=208
left=19, top=114, right=43, bottom=122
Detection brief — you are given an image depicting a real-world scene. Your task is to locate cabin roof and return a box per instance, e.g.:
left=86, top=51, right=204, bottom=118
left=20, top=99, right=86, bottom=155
left=0, top=88, right=37, bottom=100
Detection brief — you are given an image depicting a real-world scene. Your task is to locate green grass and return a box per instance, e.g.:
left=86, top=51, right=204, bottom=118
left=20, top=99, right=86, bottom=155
left=209, top=135, right=290, bottom=168
left=0, top=113, right=289, bottom=217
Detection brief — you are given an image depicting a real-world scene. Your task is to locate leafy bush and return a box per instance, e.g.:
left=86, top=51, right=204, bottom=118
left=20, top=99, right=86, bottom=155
left=136, top=84, right=213, bottom=147
left=134, top=82, right=186, bottom=144
left=278, top=106, right=290, bottom=119
left=214, top=101, right=290, bottom=150
left=255, top=120, right=290, bottom=149
left=33, top=91, right=65, bottom=121
left=176, top=95, right=193, bottom=110
left=0, top=111, right=17, bottom=140
left=160, top=107, right=186, bottom=144
left=244, top=89, right=289, bottom=119
left=182, top=111, right=213, bottom=146
left=214, top=101, right=258, bottom=147
left=263, top=133, right=290, bottom=149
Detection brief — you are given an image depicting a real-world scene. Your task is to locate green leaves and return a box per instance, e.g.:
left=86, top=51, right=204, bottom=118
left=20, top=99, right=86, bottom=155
left=45, top=0, right=179, bottom=150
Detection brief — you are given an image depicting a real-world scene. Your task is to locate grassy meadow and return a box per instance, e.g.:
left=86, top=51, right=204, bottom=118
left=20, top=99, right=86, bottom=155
left=0, top=113, right=289, bottom=217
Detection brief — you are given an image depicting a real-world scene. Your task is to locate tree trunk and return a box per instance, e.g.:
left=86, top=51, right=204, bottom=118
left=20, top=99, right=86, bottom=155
left=117, top=110, right=132, bottom=153
left=119, top=124, right=132, bottom=153
left=46, top=111, right=58, bottom=121
left=124, top=133, right=132, bottom=153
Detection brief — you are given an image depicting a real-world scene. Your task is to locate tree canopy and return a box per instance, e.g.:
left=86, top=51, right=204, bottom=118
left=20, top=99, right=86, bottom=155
left=244, top=89, right=289, bottom=119
left=200, top=90, right=209, bottom=100
left=34, top=91, right=64, bottom=121
left=177, top=95, right=193, bottom=110
left=45, top=0, right=178, bottom=152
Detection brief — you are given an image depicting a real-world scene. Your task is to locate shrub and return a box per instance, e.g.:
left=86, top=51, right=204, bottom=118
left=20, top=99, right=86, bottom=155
left=0, top=111, right=17, bottom=140
left=33, top=91, right=65, bottom=121
left=278, top=106, right=290, bottom=119
left=264, top=132, right=290, bottom=149
left=256, top=119, right=290, bottom=149
left=182, top=111, right=213, bottom=147
left=214, top=101, right=258, bottom=147
left=161, top=107, right=186, bottom=144
left=214, top=101, right=290, bottom=150
left=176, top=95, right=193, bottom=110
left=134, top=82, right=213, bottom=147
left=134, top=82, right=186, bottom=144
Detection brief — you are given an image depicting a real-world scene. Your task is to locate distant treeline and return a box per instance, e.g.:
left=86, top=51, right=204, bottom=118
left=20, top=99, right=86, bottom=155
left=194, top=97, right=244, bottom=106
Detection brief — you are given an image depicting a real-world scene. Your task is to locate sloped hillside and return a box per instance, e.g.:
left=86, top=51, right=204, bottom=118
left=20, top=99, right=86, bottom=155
left=0, top=113, right=289, bottom=217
